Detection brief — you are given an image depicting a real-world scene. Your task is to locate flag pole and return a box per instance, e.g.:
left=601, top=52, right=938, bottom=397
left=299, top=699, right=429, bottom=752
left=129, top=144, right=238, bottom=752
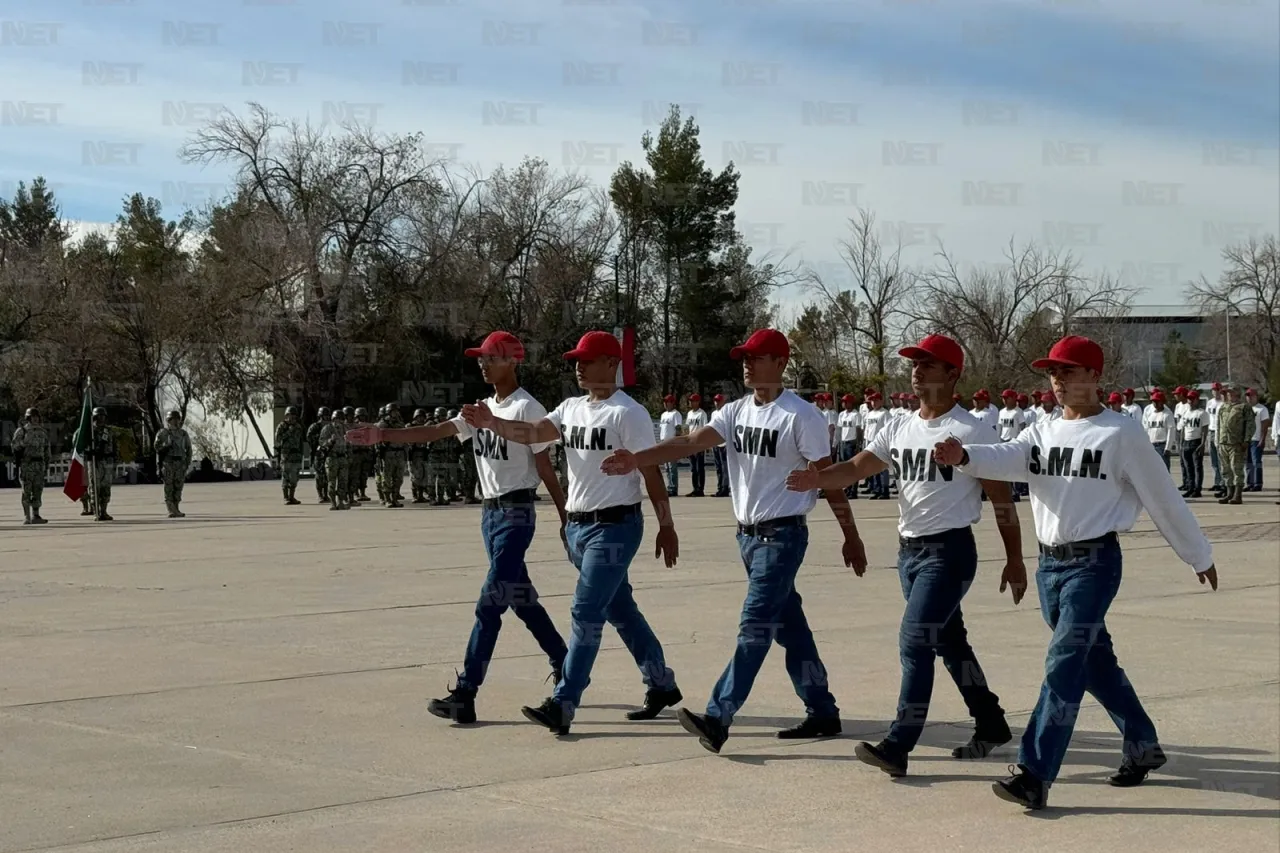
left=86, top=376, right=98, bottom=517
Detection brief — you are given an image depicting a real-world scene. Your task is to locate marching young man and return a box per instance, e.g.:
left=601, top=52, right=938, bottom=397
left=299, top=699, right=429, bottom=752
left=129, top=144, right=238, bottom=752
left=601, top=328, right=868, bottom=753
left=347, top=331, right=571, bottom=724
left=462, top=330, right=682, bottom=735
left=933, top=335, right=1218, bottom=810
left=787, top=334, right=1026, bottom=776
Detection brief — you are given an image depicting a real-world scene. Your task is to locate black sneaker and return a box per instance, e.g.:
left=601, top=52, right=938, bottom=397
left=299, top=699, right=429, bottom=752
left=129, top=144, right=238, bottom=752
left=993, top=764, right=1047, bottom=810
left=427, top=685, right=477, bottom=724
left=676, top=709, right=728, bottom=754
left=1109, top=746, right=1167, bottom=787
left=953, top=718, right=1013, bottom=759
left=855, top=740, right=908, bottom=777
left=521, top=697, right=570, bottom=735
left=777, top=715, right=842, bottom=739
left=626, top=685, right=683, bottom=720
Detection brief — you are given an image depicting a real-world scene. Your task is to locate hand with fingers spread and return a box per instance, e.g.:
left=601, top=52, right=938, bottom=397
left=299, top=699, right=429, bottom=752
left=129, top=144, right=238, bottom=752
left=461, top=401, right=494, bottom=429
left=786, top=462, right=821, bottom=492
left=933, top=436, right=965, bottom=466
left=345, top=425, right=382, bottom=446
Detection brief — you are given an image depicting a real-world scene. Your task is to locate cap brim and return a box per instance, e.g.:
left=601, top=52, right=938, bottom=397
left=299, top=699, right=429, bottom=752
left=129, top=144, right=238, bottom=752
left=1030, top=357, right=1081, bottom=370
left=729, top=345, right=752, bottom=359
left=463, top=347, right=483, bottom=358
left=562, top=349, right=586, bottom=361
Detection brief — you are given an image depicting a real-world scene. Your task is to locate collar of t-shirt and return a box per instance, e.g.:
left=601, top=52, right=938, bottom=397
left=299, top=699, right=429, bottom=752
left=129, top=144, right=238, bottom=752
left=867, top=407, right=993, bottom=537
left=709, top=389, right=831, bottom=524
left=451, top=388, right=553, bottom=499
left=547, top=391, right=656, bottom=513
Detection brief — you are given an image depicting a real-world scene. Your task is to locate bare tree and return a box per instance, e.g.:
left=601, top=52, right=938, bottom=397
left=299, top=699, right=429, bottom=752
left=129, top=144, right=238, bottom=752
left=1187, top=235, right=1279, bottom=390
left=806, top=210, right=912, bottom=385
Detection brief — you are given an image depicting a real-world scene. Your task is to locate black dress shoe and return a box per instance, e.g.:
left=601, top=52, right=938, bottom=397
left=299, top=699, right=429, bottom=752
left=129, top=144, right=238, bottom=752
left=521, top=697, right=570, bottom=735
left=953, top=718, right=1012, bottom=759
left=993, top=764, right=1047, bottom=810
left=427, top=684, right=477, bottom=724
left=626, top=685, right=683, bottom=720
left=676, top=709, right=728, bottom=754
left=1109, top=746, right=1167, bottom=787
left=777, top=716, right=841, bottom=739
left=855, top=740, right=908, bottom=777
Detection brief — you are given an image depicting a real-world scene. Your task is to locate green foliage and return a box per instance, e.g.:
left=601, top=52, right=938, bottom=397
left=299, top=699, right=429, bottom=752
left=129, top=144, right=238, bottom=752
left=1152, top=330, right=1201, bottom=389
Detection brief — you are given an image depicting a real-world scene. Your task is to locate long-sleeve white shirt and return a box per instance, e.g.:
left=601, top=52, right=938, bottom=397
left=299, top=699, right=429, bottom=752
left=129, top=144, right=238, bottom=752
left=957, top=409, right=1214, bottom=572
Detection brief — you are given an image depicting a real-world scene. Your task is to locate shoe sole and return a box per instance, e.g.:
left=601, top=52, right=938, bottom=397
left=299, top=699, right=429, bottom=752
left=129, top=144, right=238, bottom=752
left=854, top=743, right=907, bottom=777
left=1109, top=757, right=1166, bottom=787
left=520, top=706, right=569, bottom=735
left=676, top=709, right=722, bottom=754
left=992, top=781, right=1044, bottom=810
left=427, top=704, right=476, bottom=725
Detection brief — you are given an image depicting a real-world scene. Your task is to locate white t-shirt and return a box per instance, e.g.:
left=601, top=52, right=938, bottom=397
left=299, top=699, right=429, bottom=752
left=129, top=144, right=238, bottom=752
left=1250, top=403, right=1270, bottom=442
left=959, top=409, right=1214, bottom=572
left=862, top=408, right=889, bottom=444
left=547, top=391, right=656, bottom=513
left=1272, top=402, right=1280, bottom=441
left=1181, top=408, right=1207, bottom=442
left=1121, top=402, right=1142, bottom=421
left=708, top=389, right=831, bottom=524
left=838, top=409, right=861, bottom=442
left=997, top=406, right=1026, bottom=441
left=1174, top=400, right=1189, bottom=432
left=1037, top=406, right=1060, bottom=424
left=970, top=404, right=1000, bottom=434
left=658, top=409, right=683, bottom=441
left=868, top=406, right=996, bottom=537
left=1143, top=408, right=1174, bottom=444
left=1206, top=397, right=1222, bottom=430
left=685, top=407, right=708, bottom=433
left=451, top=388, right=553, bottom=499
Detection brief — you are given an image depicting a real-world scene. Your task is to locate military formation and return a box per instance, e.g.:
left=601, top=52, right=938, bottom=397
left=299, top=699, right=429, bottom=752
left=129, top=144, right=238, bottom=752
left=300, top=405, right=488, bottom=511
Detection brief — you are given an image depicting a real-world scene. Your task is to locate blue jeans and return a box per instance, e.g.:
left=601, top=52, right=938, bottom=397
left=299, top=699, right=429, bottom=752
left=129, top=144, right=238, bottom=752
left=690, top=451, right=706, bottom=494
left=1246, top=441, right=1263, bottom=488
left=707, top=524, right=839, bottom=725
left=873, top=469, right=890, bottom=497
left=1180, top=438, right=1203, bottom=492
left=553, top=512, right=674, bottom=717
left=713, top=446, right=728, bottom=495
left=1151, top=443, right=1170, bottom=471
left=458, top=504, right=568, bottom=692
left=885, top=527, right=1004, bottom=752
left=665, top=461, right=678, bottom=495
left=840, top=441, right=858, bottom=496
left=1209, top=436, right=1221, bottom=488
left=1020, top=537, right=1158, bottom=785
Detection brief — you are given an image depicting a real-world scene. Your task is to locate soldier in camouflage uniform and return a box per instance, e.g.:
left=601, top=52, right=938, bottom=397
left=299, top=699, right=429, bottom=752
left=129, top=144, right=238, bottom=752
left=319, top=410, right=350, bottom=510
left=153, top=410, right=193, bottom=518
left=373, top=404, right=388, bottom=504
left=407, top=408, right=430, bottom=502
left=378, top=404, right=408, bottom=507
left=273, top=406, right=305, bottom=505
left=307, top=407, right=331, bottom=503
left=428, top=406, right=457, bottom=505
left=86, top=407, right=118, bottom=521
left=451, top=408, right=480, bottom=504
left=351, top=407, right=374, bottom=502
left=1216, top=385, right=1253, bottom=506
left=12, top=407, right=50, bottom=524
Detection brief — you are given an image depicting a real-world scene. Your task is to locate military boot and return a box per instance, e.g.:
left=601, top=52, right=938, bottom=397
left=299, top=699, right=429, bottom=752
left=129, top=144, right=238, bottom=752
left=30, top=509, right=47, bottom=524
left=1229, top=485, right=1243, bottom=505
left=22, top=501, right=31, bottom=525
left=173, top=502, right=186, bottom=518
left=97, top=506, right=113, bottom=521
left=167, top=500, right=180, bottom=519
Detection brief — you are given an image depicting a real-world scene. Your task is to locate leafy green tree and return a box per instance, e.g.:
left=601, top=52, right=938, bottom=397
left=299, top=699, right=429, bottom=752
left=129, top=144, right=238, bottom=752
left=1152, top=329, right=1200, bottom=389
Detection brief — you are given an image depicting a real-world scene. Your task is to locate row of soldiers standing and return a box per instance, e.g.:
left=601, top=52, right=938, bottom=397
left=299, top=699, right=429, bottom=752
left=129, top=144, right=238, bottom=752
left=277, top=405, right=479, bottom=511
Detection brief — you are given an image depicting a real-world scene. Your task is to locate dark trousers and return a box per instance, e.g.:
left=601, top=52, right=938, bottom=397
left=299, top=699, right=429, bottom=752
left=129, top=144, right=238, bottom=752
left=459, top=504, right=568, bottom=692
left=1247, top=441, right=1264, bottom=488
left=1020, top=537, right=1158, bottom=784
left=713, top=446, right=729, bottom=495
left=884, top=527, right=1004, bottom=752
left=690, top=451, right=706, bottom=494
left=1180, top=438, right=1203, bottom=492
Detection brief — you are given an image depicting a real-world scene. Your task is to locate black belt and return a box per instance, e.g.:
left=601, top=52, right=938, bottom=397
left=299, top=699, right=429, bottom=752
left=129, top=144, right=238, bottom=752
left=482, top=488, right=536, bottom=509
left=1038, top=532, right=1118, bottom=561
left=899, top=526, right=973, bottom=548
left=738, top=515, right=806, bottom=537
left=566, top=503, right=641, bottom=524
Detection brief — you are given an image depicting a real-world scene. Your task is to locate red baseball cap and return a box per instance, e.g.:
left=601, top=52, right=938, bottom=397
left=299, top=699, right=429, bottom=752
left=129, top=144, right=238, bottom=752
left=1001, top=389, right=1017, bottom=398
left=1211, top=381, right=1222, bottom=390
left=868, top=391, right=882, bottom=400
left=730, top=328, right=789, bottom=360
left=1041, top=392, right=1057, bottom=404
left=563, top=330, right=621, bottom=361
left=973, top=388, right=990, bottom=399
left=465, top=330, right=525, bottom=362
left=1174, top=385, right=1188, bottom=396
left=899, top=333, right=964, bottom=371
left=1151, top=391, right=1166, bottom=402
left=841, top=393, right=854, bottom=403
left=689, top=393, right=701, bottom=402
left=1123, top=388, right=1135, bottom=396
left=1031, top=390, right=1042, bottom=400
left=1107, top=392, right=1123, bottom=404
left=1031, top=335, right=1104, bottom=374
left=713, top=393, right=726, bottom=403
left=663, top=394, right=676, bottom=403
left=1017, top=393, right=1030, bottom=405
left=1188, top=389, right=1200, bottom=400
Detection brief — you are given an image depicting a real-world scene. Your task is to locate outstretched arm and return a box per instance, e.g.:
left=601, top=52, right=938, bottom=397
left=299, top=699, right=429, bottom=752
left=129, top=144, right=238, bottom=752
left=602, top=426, right=723, bottom=474
left=461, top=401, right=560, bottom=446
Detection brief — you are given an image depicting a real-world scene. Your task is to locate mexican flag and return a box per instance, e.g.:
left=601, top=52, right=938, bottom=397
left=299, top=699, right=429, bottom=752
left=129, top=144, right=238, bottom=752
left=64, top=384, right=92, bottom=502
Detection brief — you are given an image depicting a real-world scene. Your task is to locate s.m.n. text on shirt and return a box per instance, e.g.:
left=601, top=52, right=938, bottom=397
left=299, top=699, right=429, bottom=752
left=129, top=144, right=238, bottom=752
left=452, top=388, right=553, bottom=499
left=546, top=391, right=656, bottom=513
left=957, top=409, right=1213, bottom=571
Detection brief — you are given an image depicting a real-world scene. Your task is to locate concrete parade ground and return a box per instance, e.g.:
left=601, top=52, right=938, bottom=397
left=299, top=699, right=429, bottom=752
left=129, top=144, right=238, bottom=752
left=2, top=474, right=1277, bottom=853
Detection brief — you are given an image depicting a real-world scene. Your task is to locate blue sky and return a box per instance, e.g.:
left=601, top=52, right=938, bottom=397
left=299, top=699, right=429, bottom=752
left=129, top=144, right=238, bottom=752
left=2, top=0, right=1277, bottom=309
